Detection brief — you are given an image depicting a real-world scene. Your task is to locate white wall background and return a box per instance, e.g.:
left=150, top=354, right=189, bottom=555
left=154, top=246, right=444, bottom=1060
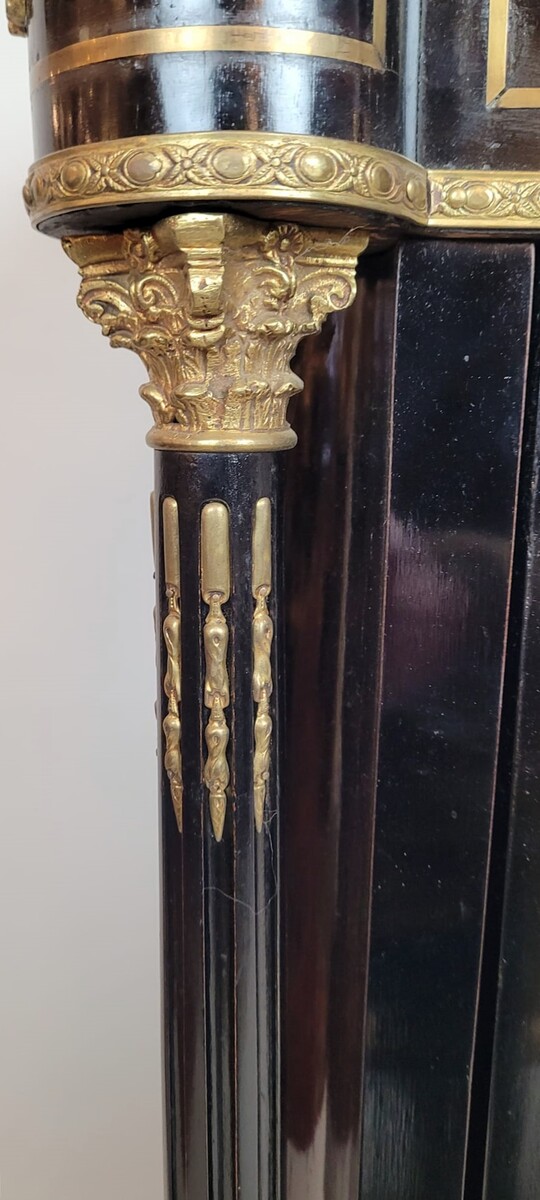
left=0, top=26, right=165, bottom=1200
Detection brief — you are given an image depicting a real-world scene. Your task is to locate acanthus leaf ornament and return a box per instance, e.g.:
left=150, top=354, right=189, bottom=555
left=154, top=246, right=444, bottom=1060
left=64, top=213, right=368, bottom=452
left=6, top=0, right=28, bottom=35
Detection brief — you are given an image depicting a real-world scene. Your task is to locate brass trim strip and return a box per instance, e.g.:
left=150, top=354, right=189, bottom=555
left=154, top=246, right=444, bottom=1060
left=162, top=497, right=183, bottom=833
left=31, top=18, right=386, bottom=88
left=252, top=498, right=273, bottom=834
left=201, top=502, right=231, bottom=843
left=487, top=0, right=540, bottom=108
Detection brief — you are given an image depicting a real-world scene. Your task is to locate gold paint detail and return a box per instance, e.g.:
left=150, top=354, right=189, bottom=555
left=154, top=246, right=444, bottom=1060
left=252, top=498, right=273, bottom=834
left=201, top=503, right=231, bottom=843
left=25, top=133, right=428, bottom=228
left=6, top=0, right=28, bottom=35
left=31, top=14, right=387, bottom=88
left=487, top=0, right=540, bottom=108
left=162, top=497, right=183, bottom=833
left=64, top=211, right=367, bottom=452
left=429, top=170, right=540, bottom=228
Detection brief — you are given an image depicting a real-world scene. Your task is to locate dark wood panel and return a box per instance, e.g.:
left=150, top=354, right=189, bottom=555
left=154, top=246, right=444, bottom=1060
left=482, top=262, right=540, bottom=1200
left=282, top=250, right=398, bottom=1200
left=417, top=0, right=540, bottom=169
left=360, top=241, right=532, bottom=1200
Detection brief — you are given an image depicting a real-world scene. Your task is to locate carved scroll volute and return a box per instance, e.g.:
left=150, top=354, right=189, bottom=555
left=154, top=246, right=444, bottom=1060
left=63, top=214, right=368, bottom=453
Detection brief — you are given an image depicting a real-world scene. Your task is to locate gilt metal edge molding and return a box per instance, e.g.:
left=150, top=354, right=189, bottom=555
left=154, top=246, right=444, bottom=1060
left=23, top=133, right=428, bottom=229
left=23, top=132, right=540, bottom=232
left=252, top=498, right=274, bottom=834
left=162, top=497, right=183, bottom=833
left=201, top=502, right=231, bottom=843
left=427, top=170, right=540, bottom=228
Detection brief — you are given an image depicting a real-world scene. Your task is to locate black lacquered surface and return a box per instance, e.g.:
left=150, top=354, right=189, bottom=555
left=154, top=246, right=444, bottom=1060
left=360, top=241, right=532, bottom=1200
left=282, top=253, right=397, bottom=1200
left=417, top=0, right=540, bottom=169
left=481, top=263, right=540, bottom=1200
left=155, top=451, right=282, bottom=1200
left=282, top=240, right=533, bottom=1200
left=32, top=0, right=382, bottom=55
left=29, top=0, right=402, bottom=160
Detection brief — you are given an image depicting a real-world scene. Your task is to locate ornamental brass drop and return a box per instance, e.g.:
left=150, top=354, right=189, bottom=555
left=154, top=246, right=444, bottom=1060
left=201, top=503, right=231, bottom=842
left=162, top=498, right=183, bottom=832
left=252, top=498, right=274, bottom=833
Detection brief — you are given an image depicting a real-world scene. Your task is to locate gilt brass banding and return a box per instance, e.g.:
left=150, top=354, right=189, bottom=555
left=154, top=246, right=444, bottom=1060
left=201, top=502, right=231, bottom=843
left=25, top=132, right=428, bottom=230
left=252, top=499, right=274, bottom=834
left=162, top=498, right=183, bottom=833
left=30, top=20, right=387, bottom=89
left=429, top=170, right=540, bottom=227
left=147, top=428, right=298, bottom=453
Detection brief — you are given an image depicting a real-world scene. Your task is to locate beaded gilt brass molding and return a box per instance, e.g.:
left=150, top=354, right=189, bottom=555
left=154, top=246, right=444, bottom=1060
left=24, top=134, right=427, bottom=228
left=64, top=211, right=366, bottom=452
left=24, top=132, right=540, bottom=233
left=429, top=170, right=540, bottom=227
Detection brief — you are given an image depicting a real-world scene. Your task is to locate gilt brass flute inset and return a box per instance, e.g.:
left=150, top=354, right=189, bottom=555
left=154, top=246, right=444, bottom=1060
left=201, top=502, right=231, bottom=843
left=162, top=497, right=183, bottom=833
left=252, top=499, right=274, bottom=834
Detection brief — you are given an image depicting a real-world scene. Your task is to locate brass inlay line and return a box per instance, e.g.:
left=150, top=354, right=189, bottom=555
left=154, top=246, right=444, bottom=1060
left=31, top=16, right=387, bottom=88
left=201, top=502, right=231, bottom=843
left=487, top=0, right=540, bottom=108
left=252, top=499, right=273, bottom=834
left=162, top=497, right=183, bottom=833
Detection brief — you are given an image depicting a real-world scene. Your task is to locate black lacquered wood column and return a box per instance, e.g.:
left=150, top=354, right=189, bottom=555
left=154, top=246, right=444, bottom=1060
left=59, top=210, right=363, bottom=1200
left=155, top=451, right=283, bottom=1200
